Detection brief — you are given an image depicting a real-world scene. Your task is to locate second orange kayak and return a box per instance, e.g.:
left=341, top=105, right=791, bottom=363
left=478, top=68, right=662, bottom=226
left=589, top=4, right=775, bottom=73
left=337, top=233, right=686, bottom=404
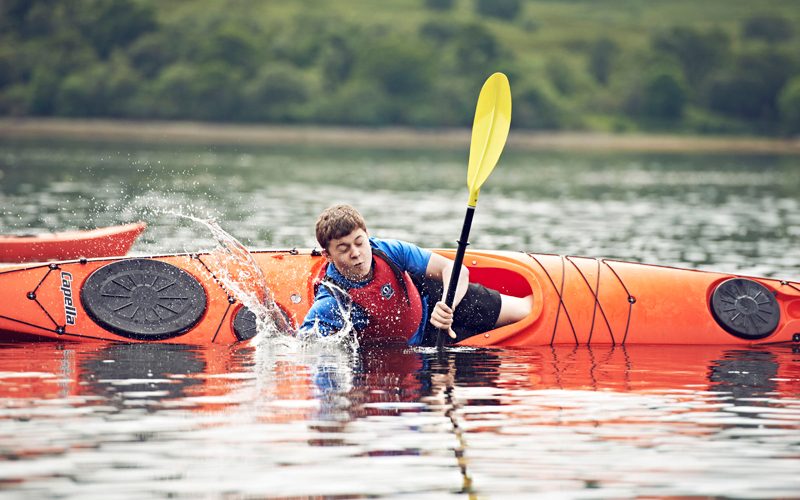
left=0, top=248, right=798, bottom=345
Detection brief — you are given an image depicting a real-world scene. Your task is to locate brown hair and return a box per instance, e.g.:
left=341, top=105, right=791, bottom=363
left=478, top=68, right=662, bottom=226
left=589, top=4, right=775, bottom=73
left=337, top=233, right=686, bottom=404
left=315, top=204, right=368, bottom=251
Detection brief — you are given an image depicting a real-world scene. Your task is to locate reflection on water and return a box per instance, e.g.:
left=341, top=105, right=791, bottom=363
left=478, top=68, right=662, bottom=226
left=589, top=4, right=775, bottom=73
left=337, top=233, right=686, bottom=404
left=1, top=140, right=799, bottom=497
left=1, top=341, right=798, bottom=498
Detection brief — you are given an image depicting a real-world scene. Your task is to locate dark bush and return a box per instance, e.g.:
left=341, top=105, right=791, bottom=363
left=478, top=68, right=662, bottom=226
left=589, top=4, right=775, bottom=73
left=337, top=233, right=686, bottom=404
left=743, top=15, right=793, bottom=44
left=475, top=0, right=521, bottom=21
left=652, top=26, right=730, bottom=85
left=588, top=37, right=617, bottom=86
left=513, top=79, right=573, bottom=129
left=707, top=49, right=795, bottom=121
left=420, top=20, right=458, bottom=45
left=355, top=38, right=435, bottom=96
left=75, top=0, right=158, bottom=58
left=778, top=77, right=800, bottom=134
left=425, top=0, right=455, bottom=11
left=55, top=57, right=138, bottom=117
left=641, top=69, right=686, bottom=119
left=451, top=23, right=499, bottom=75
left=242, top=63, right=312, bottom=122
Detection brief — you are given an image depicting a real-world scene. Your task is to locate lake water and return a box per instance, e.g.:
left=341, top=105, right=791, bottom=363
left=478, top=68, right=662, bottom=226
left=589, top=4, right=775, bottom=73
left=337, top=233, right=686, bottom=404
left=1, top=138, right=799, bottom=498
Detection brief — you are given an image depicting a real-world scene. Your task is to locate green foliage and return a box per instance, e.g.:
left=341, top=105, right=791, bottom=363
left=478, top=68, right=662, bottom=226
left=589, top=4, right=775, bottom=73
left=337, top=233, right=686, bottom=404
left=145, top=62, right=244, bottom=121
left=354, top=37, right=435, bottom=97
left=450, top=22, right=500, bottom=75
left=587, top=38, right=617, bottom=86
left=682, top=108, right=749, bottom=134
left=652, top=26, right=730, bottom=86
left=777, top=76, right=800, bottom=134
left=74, top=0, right=158, bottom=58
left=513, top=78, right=576, bottom=129
left=127, top=32, right=177, bottom=78
left=242, top=63, right=313, bottom=122
left=641, top=69, right=686, bottom=119
left=316, top=80, right=391, bottom=125
left=28, top=67, right=61, bottom=115
left=318, top=32, right=357, bottom=90
left=707, top=48, right=796, bottom=124
left=424, top=0, right=455, bottom=11
left=475, top=0, right=521, bottom=21
left=743, top=15, right=794, bottom=44
left=56, top=56, right=139, bottom=116
left=420, top=20, right=458, bottom=45
left=1, top=0, right=800, bottom=135
left=545, top=56, right=593, bottom=97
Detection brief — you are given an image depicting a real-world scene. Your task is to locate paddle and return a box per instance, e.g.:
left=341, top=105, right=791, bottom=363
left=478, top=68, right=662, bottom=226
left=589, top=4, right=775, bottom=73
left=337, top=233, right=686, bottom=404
left=438, top=72, right=512, bottom=348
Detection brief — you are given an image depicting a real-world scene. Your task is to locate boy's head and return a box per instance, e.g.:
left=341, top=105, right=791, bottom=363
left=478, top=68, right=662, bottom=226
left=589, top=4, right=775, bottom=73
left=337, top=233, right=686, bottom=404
left=315, top=204, right=368, bottom=252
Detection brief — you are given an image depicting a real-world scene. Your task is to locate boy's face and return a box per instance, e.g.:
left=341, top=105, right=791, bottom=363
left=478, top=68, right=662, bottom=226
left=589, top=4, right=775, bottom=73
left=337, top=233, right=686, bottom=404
left=323, top=228, right=372, bottom=281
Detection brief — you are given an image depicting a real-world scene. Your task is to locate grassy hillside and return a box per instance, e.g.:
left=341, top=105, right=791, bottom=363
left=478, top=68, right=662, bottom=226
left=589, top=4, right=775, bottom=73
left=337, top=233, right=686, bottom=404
left=2, top=0, right=800, bottom=135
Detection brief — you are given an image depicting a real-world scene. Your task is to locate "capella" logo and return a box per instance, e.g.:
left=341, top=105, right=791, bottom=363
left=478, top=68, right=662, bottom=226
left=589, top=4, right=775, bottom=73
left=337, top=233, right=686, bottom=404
left=60, top=271, right=77, bottom=325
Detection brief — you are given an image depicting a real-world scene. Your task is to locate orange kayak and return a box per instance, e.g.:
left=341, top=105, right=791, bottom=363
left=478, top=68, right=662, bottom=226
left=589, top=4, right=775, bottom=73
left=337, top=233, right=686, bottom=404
left=0, top=248, right=798, bottom=345
left=0, top=222, right=147, bottom=263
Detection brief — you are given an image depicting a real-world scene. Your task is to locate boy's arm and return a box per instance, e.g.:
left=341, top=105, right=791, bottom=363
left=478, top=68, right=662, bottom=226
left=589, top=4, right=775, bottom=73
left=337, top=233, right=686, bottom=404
left=298, top=295, right=348, bottom=337
left=425, top=253, right=469, bottom=337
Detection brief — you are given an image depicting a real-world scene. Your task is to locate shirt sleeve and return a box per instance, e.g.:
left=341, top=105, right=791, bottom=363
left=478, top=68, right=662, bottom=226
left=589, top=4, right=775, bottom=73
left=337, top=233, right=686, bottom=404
left=371, top=238, right=432, bottom=278
left=298, top=289, right=346, bottom=337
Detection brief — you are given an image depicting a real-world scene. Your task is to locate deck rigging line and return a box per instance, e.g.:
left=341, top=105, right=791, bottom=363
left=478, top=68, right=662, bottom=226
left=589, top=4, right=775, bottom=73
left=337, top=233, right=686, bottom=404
left=565, top=256, right=616, bottom=345
left=600, top=260, right=636, bottom=344
left=527, top=254, right=578, bottom=345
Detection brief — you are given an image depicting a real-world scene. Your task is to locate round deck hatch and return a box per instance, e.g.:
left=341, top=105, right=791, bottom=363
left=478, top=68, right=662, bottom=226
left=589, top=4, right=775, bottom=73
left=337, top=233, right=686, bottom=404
left=710, top=278, right=780, bottom=340
left=81, top=259, right=207, bottom=340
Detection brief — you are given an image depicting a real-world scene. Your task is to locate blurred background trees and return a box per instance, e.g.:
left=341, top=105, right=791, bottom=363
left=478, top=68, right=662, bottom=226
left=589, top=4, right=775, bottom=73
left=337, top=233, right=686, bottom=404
left=1, top=0, right=799, bottom=135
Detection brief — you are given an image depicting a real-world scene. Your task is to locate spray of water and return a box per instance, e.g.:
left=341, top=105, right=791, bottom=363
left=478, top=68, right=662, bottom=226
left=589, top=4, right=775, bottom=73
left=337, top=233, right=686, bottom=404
left=161, top=212, right=357, bottom=349
left=166, top=213, right=291, bottom=338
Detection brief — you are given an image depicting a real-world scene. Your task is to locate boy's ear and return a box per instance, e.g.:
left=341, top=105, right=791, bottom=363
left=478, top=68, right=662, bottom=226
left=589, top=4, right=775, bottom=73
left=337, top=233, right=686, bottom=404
left=321, top=248, right=330, bottom=261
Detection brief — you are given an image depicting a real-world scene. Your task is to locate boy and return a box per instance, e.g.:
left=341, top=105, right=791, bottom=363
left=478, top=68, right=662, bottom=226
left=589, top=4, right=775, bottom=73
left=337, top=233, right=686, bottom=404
left=300, top=204, right=532, bottom=345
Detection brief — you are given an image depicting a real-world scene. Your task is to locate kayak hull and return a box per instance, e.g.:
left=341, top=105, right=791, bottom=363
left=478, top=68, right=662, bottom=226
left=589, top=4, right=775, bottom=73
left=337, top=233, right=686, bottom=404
left=0, top=222, right=147, bottom=263
left=0, top=248, right=798, bottom=345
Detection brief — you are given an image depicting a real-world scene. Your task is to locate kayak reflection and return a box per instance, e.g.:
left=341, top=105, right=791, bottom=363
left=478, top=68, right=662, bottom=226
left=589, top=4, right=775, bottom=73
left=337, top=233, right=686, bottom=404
left=1, top=341, right=797, bottom=417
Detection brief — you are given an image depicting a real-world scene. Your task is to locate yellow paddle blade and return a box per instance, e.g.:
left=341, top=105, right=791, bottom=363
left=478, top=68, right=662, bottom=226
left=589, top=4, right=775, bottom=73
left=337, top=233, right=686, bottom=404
left=467, top=72, right=512, bottom=207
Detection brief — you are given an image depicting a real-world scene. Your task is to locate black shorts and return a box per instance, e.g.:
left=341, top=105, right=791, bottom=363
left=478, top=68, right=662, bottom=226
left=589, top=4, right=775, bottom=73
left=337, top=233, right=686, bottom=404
left=417, top=277, right=502, bottom=346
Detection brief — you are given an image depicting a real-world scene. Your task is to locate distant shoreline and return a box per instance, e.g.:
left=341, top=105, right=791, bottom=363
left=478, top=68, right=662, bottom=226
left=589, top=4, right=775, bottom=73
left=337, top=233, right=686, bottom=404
left=1, top=118, right=799, bottom=155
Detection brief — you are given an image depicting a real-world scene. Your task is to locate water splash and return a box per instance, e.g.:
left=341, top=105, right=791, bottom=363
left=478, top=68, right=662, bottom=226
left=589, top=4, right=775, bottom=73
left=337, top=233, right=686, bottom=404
left=164, top=212, right=357, bottom=348
left=169, top=213, right=292, bottom=339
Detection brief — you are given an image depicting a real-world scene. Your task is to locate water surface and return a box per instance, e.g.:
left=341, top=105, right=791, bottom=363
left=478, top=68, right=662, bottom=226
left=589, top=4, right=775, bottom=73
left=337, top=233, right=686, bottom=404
left=0, top=139, right=799, bottom=498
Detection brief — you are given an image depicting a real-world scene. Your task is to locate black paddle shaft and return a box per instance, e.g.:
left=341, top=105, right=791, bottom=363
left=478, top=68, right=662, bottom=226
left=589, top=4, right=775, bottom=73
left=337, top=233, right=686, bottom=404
left=437, top=205, right=476, bottom=348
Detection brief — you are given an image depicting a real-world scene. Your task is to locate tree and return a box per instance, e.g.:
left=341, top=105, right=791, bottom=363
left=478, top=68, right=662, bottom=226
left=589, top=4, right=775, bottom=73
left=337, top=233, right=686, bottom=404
left=641, top=69, right=686, bottom=119
left=242, top=64, right=312, bottom=122
left=425, top=0, right=455, bottom=11
left=318, top=32, right=356, bottom=91
left=777, top=77, right=800, bottom=134
left=450, top=22, right=499, bottom=75
left=513, top=78, right=574, bottom=129
left=73, top=0, right=158, bottom=59
left=147, top=62, right=244, bottom=121
left=588, top=37, right=617, bottom=86
left=743, top=15, right=793, bottom=44
left=55, top=56, right=138, bottom=117
left=475, top=0, right=521, bottom=21
left=706, top=49, right=795, bottom=122
left=354, top=38, right=435, bottom=97
left=546, top=56, right=591, bottom=96
left=652, top=26, right=730, bottom=85
left=419, top=20, right=457, bottom=45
